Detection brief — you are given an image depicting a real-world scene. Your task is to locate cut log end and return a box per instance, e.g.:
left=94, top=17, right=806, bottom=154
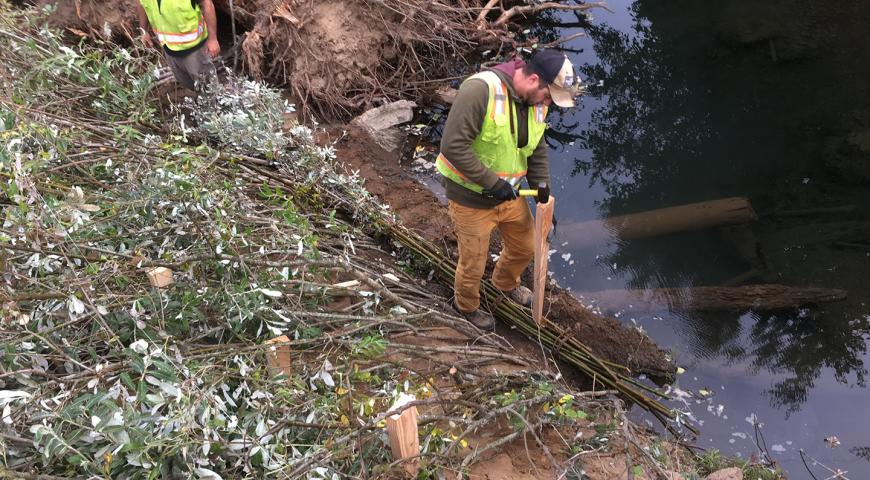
left=264, top=335, right=292, bottom=379
left=385, top=395, right=420, bottom=477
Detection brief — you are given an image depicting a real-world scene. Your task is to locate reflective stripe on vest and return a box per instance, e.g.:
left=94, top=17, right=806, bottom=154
left=436, top=153, right=528, bottom=185
left=154, top=18, right=205, bottom=45
left=535, top=104, right=546, bottom=123
left=436, top=70, right=548, bottom=194
left=492, top=81, right=507, bottom=119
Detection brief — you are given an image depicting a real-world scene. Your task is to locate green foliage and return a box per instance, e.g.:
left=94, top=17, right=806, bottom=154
left=184, top=75, right=296, bottom=159
left=0, top=7, right=157, bottom=124
left=352, top=335, right=387, bottom=359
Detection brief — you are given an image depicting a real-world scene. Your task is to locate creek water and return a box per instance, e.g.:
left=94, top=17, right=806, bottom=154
left=536, top=0, right=870, bottom=476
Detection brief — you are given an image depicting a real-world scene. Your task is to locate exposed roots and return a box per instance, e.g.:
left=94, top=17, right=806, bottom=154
left=44, top=0, right=611, bottom=120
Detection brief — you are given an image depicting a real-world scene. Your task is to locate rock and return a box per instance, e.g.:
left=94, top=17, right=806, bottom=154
left=351, top=100, right=417, bottom=152
left=706, top=467, right=743, bottom=480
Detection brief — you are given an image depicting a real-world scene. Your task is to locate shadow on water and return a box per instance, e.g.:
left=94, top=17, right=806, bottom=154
left=534, top=0, right=870, bottom=474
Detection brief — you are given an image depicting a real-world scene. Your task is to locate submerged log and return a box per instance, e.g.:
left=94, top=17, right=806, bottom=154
left=581, top=284, right=847, bottom=313
left=559, top=197, right=758, bottom=249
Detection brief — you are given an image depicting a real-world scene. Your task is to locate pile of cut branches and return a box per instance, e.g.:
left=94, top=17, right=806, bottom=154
left=0, top=7, right=688, bottom=479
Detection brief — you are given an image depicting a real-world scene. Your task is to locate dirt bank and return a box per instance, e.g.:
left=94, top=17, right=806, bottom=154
left=332, top=127, right=674, bottom=379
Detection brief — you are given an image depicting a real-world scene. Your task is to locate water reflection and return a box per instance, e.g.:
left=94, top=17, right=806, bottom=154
left=556, top=1, right=870, bottom=414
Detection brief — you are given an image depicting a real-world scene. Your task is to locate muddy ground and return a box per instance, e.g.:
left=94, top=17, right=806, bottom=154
left=331, top=127, right=674, bottom=380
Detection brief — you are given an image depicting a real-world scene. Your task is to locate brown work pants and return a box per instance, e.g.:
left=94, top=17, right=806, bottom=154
left=448, top=198, right=535, bottom=313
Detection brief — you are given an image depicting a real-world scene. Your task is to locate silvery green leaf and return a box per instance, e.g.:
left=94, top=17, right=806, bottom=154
left=159, top=382, right=181, bottom=399
left=129, top=339, right=148, bottom=354
left=1, top=404, right=10, bottom=424
left=126, top=453, right=144, bottom=467
left=255, top=419, right=267, bottom=437
left=0, top=391, right=31, bottom=404
left=228, top=438, right=250, bottom=451
left=67, top=295, right=85, bottom=315
left=195, top=467, right=222, bottom=480
left=320, top=370, right=334, bottom=388
left=259, top=288, right=282, bottom=298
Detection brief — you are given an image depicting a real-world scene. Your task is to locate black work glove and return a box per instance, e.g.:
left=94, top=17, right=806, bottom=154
left=489, top=179, right=517, bottom=202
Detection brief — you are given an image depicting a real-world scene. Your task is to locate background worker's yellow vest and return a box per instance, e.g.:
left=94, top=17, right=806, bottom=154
left=437, top=71, right=548, bottom=194
left=140, top=0, right=208, bottom=52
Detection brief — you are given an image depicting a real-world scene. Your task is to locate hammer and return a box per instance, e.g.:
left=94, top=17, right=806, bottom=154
left=518, top=182, right=550, bottom=203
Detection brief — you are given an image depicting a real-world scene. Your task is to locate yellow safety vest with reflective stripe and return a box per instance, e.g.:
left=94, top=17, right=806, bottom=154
left=436, top=71, right=548, bottom=194
left=140, top=0, right=207, bottom=52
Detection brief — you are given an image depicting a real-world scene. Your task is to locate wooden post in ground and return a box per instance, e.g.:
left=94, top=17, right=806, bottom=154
left=533, top=196, right=556, bottom=325
left=264, top=335, right=292, bottom=379
left=385, top=395, right=420, bottom=477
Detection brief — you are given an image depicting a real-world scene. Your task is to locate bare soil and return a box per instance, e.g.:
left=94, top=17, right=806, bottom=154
left=41, top=0, right=133, bottom=40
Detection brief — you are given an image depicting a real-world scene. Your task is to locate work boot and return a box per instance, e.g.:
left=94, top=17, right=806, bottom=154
left=454, top=303, right=495, bottom=330
left=506, top=286, right=533, bottom=307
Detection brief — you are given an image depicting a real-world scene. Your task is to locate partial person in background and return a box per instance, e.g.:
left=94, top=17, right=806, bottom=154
left=136, top=0, right=220, bottom=91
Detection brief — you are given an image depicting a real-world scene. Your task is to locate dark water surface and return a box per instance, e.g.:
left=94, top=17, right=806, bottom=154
left=540, top=0, right=870, bottom=477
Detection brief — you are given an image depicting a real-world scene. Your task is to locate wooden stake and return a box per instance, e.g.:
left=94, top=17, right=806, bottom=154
left=533, top=196, right=555, bottom=325
left=264, top=335, right=292, bottom=379
left=385, top=395, right=420, bottom=477
left=146, top=267, right=174, bottom=288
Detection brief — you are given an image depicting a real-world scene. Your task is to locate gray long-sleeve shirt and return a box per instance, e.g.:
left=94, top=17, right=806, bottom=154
left=440, top=63, right=549, bottom=209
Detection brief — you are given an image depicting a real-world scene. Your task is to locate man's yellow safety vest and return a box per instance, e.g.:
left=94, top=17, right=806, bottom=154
left=436, top=71, right=548, bottom=194
left=139, top=0, right=208, bottom=52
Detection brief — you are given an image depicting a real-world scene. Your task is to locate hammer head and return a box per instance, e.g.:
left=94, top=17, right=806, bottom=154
left=537, top=182, right=550, bottom=203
